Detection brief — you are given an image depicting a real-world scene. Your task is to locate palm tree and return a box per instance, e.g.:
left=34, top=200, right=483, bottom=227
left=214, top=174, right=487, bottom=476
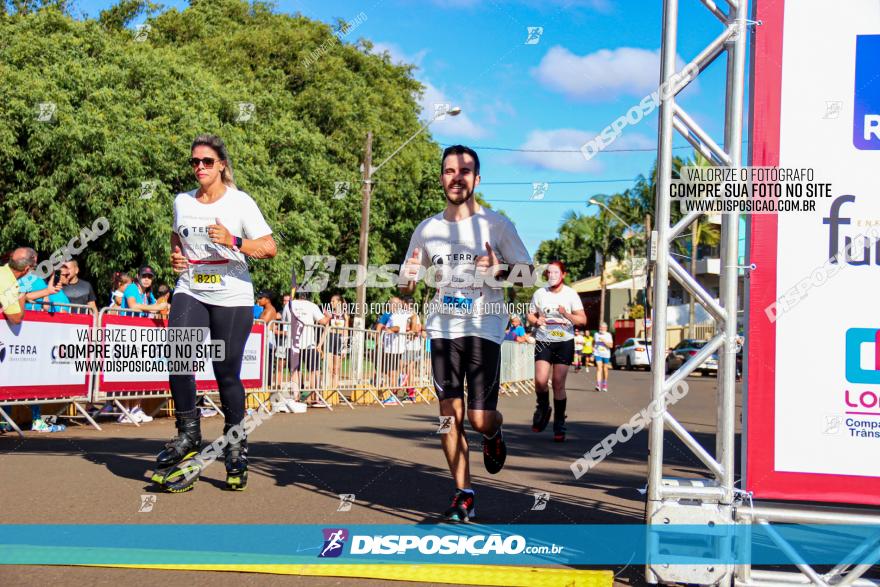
left=685, top=153, right=721, bottom=337
left=616, top=155, right=690, bottom=317
left=584, top=198, right=627, bottom=325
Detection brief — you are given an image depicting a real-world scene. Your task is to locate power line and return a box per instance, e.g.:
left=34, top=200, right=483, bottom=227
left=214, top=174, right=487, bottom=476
left=439, top=139, right=748, bottom=154
left=481, top=178, right=636, bottom=185
left=371, top=177, right=640, bottom=186
left=439, top=143, right=697, bottom=153
left=486, top=199, right=593, bottom=203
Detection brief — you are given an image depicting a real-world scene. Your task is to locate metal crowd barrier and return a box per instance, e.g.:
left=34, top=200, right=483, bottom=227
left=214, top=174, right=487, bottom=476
left=0, top=302, right=99, bottom=436
left=264, top=320, right=536, bottom=410
left=2, top=307, right=538, bottom=434
left=264, top=321, right=437, bottom=410
left=500, top=340, right=536, bottom=396
left=88, top=308, right=266, bottom=427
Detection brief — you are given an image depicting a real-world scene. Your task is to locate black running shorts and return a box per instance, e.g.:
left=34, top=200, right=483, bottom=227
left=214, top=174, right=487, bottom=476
left=430, top=336, right=501, bottom=411
left=535, top=339, right=575, bottom=365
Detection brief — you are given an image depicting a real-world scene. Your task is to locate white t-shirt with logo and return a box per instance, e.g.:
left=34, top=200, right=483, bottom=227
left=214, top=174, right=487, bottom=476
left=383, top=310, right=411, bottom=354
left=283, top=299, right=325, bottom=349
left=530, top=285, right=584, bottom=343
left=173, top=188, right=272, bottom=307
left=403, top=208, right=532, bottom=344
left=593, top=331, right=614, bottom=359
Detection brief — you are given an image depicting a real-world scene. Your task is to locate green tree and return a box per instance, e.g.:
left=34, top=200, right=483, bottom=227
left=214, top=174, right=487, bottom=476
left=584, top=196, right=627, bottom=325
left=534, top=211, right=599, bottom=280
left=0, top=1, right=454, bottom=312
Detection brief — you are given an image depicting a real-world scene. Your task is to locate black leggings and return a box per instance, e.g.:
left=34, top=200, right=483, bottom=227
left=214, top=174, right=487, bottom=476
left=168, top=293, right=253, bottom=426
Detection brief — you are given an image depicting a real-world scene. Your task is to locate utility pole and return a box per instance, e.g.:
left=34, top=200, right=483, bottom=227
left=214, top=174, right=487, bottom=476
left=355, top=131, right=373, bottom=329
left=645, top=212, right=652, bottom=339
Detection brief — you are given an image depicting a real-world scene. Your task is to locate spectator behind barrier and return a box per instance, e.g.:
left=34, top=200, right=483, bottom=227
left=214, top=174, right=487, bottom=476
left=504, top=314, right=527, bottom=343
left=108, top=272, right=133, bottom=308
left=15, top=248, right=70, bottom=312
left=375, top=296, right=401, bottom=332
left=0, top=248, right=66, bottom=432
left=283, top=289, right=330, bottom=393
left=402, top=296, right=422, bottom=401
left=325, top=294, right=351, bottom=391
left=121, top=265, right=168, bottom=317
left=381, top=297, right=411, bottom=392
left=155, top=283, right=173, bottom=319
left=116, top=265, right=162, bottom=424
left=60, top=259, right=98, bottom=312
left=0, top=247, right=32, bottom=325
left=255, top=290, right=278, bottom=324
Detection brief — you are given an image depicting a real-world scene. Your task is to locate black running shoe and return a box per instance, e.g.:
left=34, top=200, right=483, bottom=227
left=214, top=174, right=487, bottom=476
left=532, top=404, right=552, bottom=432
left=553, top=421, right=566, bottom=443
left=482, top=427, right=507, bottom=474
left=443, top=489, right=475, bottom=522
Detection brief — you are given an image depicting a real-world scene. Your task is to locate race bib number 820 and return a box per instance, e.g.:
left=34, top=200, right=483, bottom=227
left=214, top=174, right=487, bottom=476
left=194, top=273, right=222, bottom=285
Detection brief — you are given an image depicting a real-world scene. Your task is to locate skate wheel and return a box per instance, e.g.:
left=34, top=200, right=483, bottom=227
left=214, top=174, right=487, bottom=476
left=225, top=472, right=248, bottom=491
left=165, top=480, right=198, bottom=493
left=162, top=453, right=202, bottom=493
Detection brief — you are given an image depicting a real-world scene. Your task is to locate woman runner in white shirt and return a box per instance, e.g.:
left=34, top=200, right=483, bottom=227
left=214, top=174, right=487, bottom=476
left=527, top=261, right=586, bottom=442
left=151, top=135, right=276, bottom=493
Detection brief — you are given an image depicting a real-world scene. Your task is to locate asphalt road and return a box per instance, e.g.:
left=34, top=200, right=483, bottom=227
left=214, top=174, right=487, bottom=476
left=0, top=367, right=739, bottom=586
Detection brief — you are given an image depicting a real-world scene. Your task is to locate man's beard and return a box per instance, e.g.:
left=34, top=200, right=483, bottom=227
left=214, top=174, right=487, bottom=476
left=444, top=183, right=474, bottom=205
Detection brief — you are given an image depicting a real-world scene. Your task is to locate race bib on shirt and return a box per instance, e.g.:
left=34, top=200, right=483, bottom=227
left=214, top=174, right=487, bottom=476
left=545, top=323, right=569, bottom=339
left=439, top=286, right=480, bottom=315
left=189, top=261, right=229, bottom=291
left=594, top=334, right=612, bottom=358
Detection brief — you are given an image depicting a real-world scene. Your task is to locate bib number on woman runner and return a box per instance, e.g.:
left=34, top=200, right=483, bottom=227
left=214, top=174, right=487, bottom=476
left=547, top=326, right=567, bottom=338
left=190, top=264, right=228, bottom=291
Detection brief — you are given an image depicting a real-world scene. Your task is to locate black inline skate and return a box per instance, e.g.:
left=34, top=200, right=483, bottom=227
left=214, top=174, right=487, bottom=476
left=151, top=409, right=202, bottom=493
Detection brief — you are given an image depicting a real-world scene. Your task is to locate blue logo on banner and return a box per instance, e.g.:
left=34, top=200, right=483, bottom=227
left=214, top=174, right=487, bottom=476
left=854, top=35, right=880, bottom=149
left=318, top=528, right=348, bottom=558
left=845, top=328, right=880, bottom=384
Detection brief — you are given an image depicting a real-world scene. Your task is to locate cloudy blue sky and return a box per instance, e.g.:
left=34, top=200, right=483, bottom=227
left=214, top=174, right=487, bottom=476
left=76, top=0, right=742, bottom=254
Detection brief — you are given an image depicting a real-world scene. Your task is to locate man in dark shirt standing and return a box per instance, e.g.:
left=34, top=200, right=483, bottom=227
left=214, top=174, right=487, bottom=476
left=60, top=260, right=97, bottom=312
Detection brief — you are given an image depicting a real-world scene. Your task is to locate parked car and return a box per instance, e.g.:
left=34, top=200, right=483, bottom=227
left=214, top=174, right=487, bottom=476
left=611, top=338, right=652, bottom=370
left=665, top=339, right=718, bottom=376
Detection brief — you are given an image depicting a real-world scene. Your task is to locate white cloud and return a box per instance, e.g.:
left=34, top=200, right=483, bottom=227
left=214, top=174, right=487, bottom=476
left=533, top=46, right=688, bottom=101
left=418, top=81, right=487, bottom=139
left=370, top=41, right=428, bottom=67
left=511, top=128, right=654, bottom=173
left=368, top=45, right=487, bottom=138
left=480, top=98, right=516, bottom=126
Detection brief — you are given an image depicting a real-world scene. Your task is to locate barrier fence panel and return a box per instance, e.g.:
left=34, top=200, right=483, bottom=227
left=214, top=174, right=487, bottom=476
left=0, top=303, right=99, bottom=436
left=265, top=321, right=437, bottom=410
left=3, top=309, right=537, bottom=433
left=500, top=340, right=536, bottom=396
left=266, top=322, right=537, bottom=411
left=93, top=308, right=265, bottom=426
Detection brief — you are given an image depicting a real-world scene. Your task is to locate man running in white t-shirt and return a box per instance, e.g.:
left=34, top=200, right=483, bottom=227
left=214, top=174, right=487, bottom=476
left=401, top=145, right=533, bottom=522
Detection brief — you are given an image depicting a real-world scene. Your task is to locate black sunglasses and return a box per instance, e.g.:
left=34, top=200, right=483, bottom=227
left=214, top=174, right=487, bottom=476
left=190, top=157, right=217, bottom=169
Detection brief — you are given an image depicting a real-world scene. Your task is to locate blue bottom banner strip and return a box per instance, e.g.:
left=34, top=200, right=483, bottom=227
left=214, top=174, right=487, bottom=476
left=0, top=524, right=879, bottom=565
